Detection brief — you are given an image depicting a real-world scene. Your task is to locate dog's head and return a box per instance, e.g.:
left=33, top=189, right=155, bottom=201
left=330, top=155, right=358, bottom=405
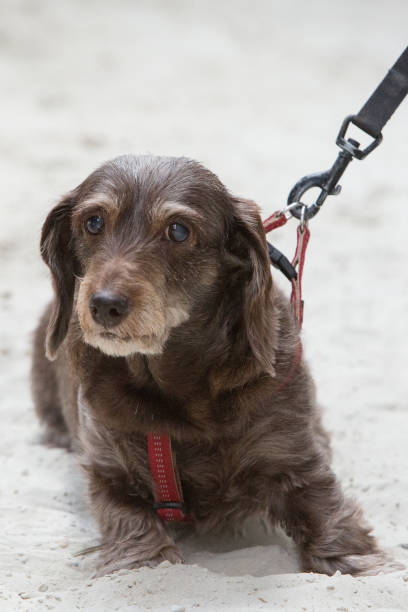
left=41, top=155, right=275, bottom=374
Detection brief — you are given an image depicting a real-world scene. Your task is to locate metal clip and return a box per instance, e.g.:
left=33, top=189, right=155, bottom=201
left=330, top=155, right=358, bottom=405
left=287, top=114, right=383, bottom=221
left=336, top=115, right=383, bottom=159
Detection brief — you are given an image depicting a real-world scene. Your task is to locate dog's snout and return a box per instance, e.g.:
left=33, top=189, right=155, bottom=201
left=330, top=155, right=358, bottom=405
left=89, top=291, right=129, bottom=328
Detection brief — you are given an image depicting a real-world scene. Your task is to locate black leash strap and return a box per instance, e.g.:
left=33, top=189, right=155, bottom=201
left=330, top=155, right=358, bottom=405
left=284, top=46, right=408, bottom=223
left=267, top=241, right=297, bottom=281
left=354, top=47, right=408, bottom=138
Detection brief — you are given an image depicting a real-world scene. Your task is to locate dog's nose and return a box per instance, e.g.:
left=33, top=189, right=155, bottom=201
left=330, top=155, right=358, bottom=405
left=89, top=291, right=129, bottom=328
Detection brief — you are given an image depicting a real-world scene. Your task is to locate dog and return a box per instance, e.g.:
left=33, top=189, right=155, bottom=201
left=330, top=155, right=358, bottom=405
left=31, top=154, right=394, bottom=576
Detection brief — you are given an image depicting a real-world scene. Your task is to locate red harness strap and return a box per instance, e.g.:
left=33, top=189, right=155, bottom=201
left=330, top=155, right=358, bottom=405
left=147, top=433, right=188, bottom=522
left=263, top=210, right=310, bottom=391
left=263, top=210, right=288, bottom=232
left=289, top=223, right=310, bottom=327
left=148, top=210, right=309, bottom=522
left=263, top=210, right=310, bottom=328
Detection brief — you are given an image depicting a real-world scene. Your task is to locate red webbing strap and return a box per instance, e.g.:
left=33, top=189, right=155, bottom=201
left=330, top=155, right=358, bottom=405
left=290, top=224, right=310, bottom=328
left=263, top=210, right=289, bottom=232
left=147, top=433, right=188, bottom=522
left=262, top=210, right=310, bottom=328
left=263, top=211, right=310, bottom=391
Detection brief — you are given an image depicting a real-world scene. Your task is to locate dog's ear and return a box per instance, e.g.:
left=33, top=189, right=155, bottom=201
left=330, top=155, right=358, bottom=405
left=41, top=190, right=78, bottom=360
left=229, top=197, right=276, bottom=376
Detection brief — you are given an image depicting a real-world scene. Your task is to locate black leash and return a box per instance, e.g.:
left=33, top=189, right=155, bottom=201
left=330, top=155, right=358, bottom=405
left=269, top=46, right=408, bottom=280
left=353, top=47, right=408, bottom=139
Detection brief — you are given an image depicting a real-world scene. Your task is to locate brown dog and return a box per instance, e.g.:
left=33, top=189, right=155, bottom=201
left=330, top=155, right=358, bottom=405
left=31, top=155, right=393, bottom=576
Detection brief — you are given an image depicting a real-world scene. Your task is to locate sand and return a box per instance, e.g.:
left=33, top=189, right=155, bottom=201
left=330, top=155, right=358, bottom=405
left=1, top=0, right=407, bottom=610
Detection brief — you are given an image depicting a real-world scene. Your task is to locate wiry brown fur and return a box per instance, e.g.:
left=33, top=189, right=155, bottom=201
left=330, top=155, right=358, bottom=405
left=31, top=155, right=398, bottom=577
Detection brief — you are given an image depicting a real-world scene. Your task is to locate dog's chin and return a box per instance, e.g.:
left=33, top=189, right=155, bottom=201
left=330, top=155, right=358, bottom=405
left=83, top=331, right=165, bottom=357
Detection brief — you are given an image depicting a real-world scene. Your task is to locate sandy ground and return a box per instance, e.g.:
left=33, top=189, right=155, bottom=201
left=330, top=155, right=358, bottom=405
left=1, top=1, right=408, bottom=610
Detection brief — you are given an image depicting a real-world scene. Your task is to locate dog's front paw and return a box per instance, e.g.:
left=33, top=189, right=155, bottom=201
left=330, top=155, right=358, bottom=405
left=94, top=544, right=184, bottom=577
left=336, top=552, right=405, bottom=576
left=305, top=551, right=404, bottom=577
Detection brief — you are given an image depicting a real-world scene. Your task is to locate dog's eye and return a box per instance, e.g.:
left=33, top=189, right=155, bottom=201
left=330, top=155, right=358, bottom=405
left=86, top=215, right=104, bottom=235
left=166, top=223, right=190, bottom=242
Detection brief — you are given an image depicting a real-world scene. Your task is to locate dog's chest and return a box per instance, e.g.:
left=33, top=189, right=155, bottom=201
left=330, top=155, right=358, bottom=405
left=174, top=439, right=271, bottom=522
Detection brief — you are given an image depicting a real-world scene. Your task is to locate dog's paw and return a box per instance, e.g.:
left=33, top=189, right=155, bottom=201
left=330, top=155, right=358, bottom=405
left=338, top=553, right=405, bottom=576
left=306, top=551, right=404, bottom=577
left=94, top=544, right=183, bottom=577
left=39, top=426, right=72, bottom=450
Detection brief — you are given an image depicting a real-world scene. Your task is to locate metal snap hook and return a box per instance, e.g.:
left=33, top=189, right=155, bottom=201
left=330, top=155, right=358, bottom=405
left=287, top=170, right=332, bottom=221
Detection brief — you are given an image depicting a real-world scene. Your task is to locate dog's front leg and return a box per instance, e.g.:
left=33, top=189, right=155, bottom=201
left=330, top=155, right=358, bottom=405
left=276, top=460, right=398, bottom=576
left=87, top=467, right=183, bottom=576
left=77, top=385, right=183, bottom=576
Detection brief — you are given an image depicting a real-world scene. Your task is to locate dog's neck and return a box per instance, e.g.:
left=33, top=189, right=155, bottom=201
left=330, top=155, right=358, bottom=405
left=142, top=290, right=271, bottom=400
left=70, top=285, right=281, bottom=438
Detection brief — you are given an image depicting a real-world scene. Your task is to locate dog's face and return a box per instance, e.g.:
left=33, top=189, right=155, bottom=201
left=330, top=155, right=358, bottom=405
left=41, top=155, right=274, bottom=373
left=71, top=157, right=228, bottom=357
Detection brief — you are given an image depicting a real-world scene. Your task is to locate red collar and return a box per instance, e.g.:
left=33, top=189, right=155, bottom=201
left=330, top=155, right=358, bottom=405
left=148, top=211, right=309, bottom=522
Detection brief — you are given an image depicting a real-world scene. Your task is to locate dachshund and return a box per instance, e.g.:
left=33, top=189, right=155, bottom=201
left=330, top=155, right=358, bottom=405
left=31, top=155, right=395, bottom=576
